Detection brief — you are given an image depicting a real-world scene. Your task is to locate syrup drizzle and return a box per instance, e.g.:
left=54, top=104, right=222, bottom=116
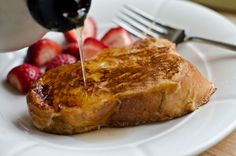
left=75, top=27, right=87, bottom=86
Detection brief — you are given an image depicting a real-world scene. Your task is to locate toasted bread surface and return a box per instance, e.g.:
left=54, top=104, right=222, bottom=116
left=27, top=38, right=215, bottom=134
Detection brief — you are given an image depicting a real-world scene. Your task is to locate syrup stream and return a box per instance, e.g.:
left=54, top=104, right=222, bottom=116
left=76, top=27, right=87, bottom=86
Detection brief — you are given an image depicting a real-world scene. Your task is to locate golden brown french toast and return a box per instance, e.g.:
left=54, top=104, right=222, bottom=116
left=27, top=38, right=215, bottom=134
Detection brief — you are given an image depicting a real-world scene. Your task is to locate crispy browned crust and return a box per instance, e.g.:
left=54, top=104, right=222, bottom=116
left=26, top=38, right=215, bottom=135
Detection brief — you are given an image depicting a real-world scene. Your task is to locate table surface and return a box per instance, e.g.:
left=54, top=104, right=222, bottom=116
left=200, top=11, right=236, bottom=156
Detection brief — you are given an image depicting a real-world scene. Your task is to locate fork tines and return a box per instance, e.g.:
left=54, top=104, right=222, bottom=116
left=114, top=5, right=171, bottom=39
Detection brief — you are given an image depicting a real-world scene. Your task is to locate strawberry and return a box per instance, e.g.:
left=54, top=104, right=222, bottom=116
left=64, top=29, right=77, bottom=43
left=82, top=16, right=97, bottom=41
left=46, top=54, right=77, bottom=71
left=83, top=38, right=107, bottom=60
left=63, top=43, right=80, bottom=59
left=25, top=39, right=61, bottom=67
left=7, top=64, right=41, bottom=94
left=64, top=16, right=97, bottom=43
left=101, top=27, right=132, bottom=48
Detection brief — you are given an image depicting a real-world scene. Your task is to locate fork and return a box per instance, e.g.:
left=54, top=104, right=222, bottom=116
left=114, top=5, right=236, bottom=51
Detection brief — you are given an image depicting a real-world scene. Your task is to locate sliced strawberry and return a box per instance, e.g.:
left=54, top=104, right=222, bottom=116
left=63, top=43, right=80, bottom=59
left=46, top=54, right=77, bottom=71
left=25, top=39, right=61, bottom=67
left=83, top=38, right=107, bottom=60
left=64, top=29, right=77, bottom=43
left=82, top=16, right=97, bottom=41
left=64, top=17, right=97, bottom=43
left=7, top=64, right=41, bottom=94
left=101, top=27, right=132, bottom=48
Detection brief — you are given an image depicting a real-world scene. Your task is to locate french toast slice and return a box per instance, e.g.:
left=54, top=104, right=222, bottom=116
left=27, top=38, right=215, bottom=134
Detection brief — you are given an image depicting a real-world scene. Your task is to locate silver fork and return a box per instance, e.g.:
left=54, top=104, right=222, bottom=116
left=114, top=5, right=236, bottom=51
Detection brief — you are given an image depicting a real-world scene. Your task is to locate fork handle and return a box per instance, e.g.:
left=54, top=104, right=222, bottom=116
left=186, top=36, right=236, bottom=51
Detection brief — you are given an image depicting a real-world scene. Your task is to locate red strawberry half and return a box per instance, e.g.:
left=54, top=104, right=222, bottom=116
left=63, top=43, right=80, bottom=59
left=25, top=39, right=61, bottom=67
left=46, top=54, right=78, bottom=71
left=101, top=27, right=132, bottom=48
left=7, top=64, right=41, bottom=94
left=83, top=38, right=107, bottom=60
left=82, top=16, right=97, bottom=41
left=64, top=17, right=97, bottom=43
left=64, top=29, right=77, bottom=43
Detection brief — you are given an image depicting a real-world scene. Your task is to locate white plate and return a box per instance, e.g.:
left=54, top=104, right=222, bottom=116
left=1, top=0, right=236, bottom=156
